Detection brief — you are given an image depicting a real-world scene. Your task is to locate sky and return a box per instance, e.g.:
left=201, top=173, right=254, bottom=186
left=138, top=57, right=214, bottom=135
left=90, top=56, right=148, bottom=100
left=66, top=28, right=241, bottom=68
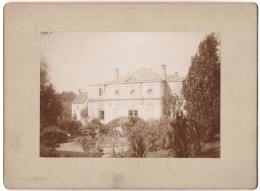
left=40, top=32, right=208, bottom=93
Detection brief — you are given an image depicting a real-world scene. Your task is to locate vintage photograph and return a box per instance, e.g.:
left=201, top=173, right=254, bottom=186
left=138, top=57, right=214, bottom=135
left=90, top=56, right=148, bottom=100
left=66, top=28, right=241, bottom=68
left=40, top=32, right=220, bottom=158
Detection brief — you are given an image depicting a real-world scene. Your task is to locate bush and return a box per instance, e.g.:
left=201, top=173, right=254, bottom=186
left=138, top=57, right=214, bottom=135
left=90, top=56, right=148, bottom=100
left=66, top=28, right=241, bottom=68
left=122, top=115, right=201, bottom=158
left=166, top=112, right=201, bottom=158
left=40, top=125, right=69, bottom=157
left=145, top=117, right=172, bottom=152
left=122, top=117, right=148, bottom=157
left=59, top=120, right=82, bottom=135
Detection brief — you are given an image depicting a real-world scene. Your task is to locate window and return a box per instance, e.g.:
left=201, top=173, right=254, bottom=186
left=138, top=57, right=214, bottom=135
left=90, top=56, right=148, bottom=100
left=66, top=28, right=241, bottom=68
left=130, top=90, right=136, bottom=96
left=115, top=90, right=120, bottom=96
left=99, top=110, right=104, bottom=120
left=147, top=89, right=153, bottom=96
left=129, top=110, right=138, bottom=117
left=99, top=88, right=103, bottom=96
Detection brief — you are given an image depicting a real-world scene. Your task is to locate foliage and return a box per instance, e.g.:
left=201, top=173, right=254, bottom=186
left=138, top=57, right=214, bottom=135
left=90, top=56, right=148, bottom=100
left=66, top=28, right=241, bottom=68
left=80, top=105, right=88, bottom=121
left=182, top=33, right=220, bottom=140
left=166, top=112, right=201, bottom=158
left=77, top=118, right=105, bottom=156
left=79, top=136, right=103, bottom=157
left=123, top=117, right=148, bottom=157
left=122, top=115, right=201, bottom=158
left=76, top=119, right=105, bottom=156
left=81, top=136, right=96, bottom=152
left=79, top=118, right=104, bottom=137
left=164, top=93, right=181, bottom=118
left=122, top=117, right=171, bottom=157
left=40, top=125, right=68, bottom=157
left=59, top=91, right=76, bottom=122
left=40, top=60, right=63, bottom=130
left=105, top=117, right=129, bottom=128
left=144, top=118, right=171, bottom=152
left=59, top=120, right=82, bottom=135
left=40, top=144, right=60, bottom=157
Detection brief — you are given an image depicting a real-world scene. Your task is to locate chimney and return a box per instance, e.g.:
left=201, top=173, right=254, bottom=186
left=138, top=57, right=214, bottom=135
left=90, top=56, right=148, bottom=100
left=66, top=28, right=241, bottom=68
left=115, top=69, right=119, bottom=79
left=175, top=72, right=179, bottom=76
left=161, top=65, right=166, bottom=80
left=78, top=89, right=81, bottom=94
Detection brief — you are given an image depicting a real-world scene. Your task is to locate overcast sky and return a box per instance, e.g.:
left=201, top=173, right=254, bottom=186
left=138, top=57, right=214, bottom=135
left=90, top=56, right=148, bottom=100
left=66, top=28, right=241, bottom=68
left=41, top=32, right=209, bottom=93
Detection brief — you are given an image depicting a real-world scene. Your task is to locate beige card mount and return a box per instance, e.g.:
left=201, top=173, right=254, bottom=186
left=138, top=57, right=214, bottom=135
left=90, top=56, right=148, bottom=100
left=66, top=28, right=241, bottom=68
left=3, top=2, right=257, bottom=189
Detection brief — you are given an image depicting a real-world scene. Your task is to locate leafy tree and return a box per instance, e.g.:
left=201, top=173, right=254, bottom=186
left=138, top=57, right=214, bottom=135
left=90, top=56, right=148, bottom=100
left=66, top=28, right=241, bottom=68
left=59, top=91, right=76, bottom=122
left=59, top=120, right=82, bottom=135
left=183, top=33, right=220, bottom=140
left=77, top=119, right=105, bottom=157
left=123, top=117, right=148, bottom=157
left=40, top=60, right=63, bottom=130
left=40, top=125, right=68, bottom=157
left=144, top=118, right=171, bottom=152
left=79, top=118, right=103, bottom=137
left=80, top=105, right=88, bottom=122
left=164, top=93, right=182, bottom=118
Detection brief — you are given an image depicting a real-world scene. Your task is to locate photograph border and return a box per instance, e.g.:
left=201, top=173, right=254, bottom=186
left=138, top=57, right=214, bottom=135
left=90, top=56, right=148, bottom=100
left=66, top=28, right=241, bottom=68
left=4, top=2, right=257, bottom=189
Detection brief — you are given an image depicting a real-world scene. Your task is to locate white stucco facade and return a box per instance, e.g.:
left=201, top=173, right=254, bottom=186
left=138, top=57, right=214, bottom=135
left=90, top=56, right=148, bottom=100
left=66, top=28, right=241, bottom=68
left=88, top=82, right=165, bottom=123
left=87, top=66, right=184, bottom=123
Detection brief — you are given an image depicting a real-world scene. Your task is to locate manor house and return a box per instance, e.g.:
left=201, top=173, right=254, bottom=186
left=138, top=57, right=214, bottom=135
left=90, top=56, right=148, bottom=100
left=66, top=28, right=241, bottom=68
left=87, top=65, right=184, bottom=123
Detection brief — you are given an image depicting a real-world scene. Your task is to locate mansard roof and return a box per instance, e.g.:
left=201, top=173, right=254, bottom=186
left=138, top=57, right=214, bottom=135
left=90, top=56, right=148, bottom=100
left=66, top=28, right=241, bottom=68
left=71, top=92, right=88, bottom=104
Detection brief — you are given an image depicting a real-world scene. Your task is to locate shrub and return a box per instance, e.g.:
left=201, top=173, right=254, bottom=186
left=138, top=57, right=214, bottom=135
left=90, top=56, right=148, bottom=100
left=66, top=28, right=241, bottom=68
left=59, top=120, right=82, bottom=136
left=145, top=118, right=171, bottom=152
left=166, top=112, right=201, bottom=158
left=40, top=125, right=68, bottom=157
left=122, top=117, right=173, bottom=157
left=123, top=117, right=149, bottom=157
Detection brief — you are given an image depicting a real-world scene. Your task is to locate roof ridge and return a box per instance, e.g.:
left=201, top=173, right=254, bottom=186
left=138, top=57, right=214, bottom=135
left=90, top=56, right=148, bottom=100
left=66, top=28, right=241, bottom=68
left=142, top=67, right=162, bottom=79
left=90, top=67, right=163, bottom=85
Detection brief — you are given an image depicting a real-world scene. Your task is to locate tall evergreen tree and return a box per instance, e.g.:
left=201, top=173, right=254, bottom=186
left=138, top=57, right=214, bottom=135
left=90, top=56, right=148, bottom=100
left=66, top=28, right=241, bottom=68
left=183, top=33, right=220, bottom=140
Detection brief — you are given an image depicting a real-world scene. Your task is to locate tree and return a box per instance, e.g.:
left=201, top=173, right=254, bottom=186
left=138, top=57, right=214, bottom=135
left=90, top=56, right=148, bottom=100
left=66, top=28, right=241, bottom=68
left=79, top=118, right=102, bottom=137
left=80, top=105, right=88, bottom=122
left=182, top=33, right=220, bottom=140
left=164, top=93, right=182, bottom=118
left=77, top=118, right=104, bottom=157
left=40, top=125, right=68, bottom=157
left=40, top=60, right=63, bottom=130
left=167, top=111, right=201, bottom=158
left=123, top=117, right=148, bottom=157
left=59, top=120, right=82, bottom=135
left=59, top=91, right=76, bottom=122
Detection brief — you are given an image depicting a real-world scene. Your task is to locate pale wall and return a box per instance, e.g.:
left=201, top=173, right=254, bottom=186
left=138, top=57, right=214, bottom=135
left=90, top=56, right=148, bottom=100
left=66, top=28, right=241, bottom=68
left=88, top=99, right=163, bottom=123
left=71, top=101, right=87, bottom=123
left=88, top=81, right=184, bottom=123
left=88, top=81, right=165, bottom=100
left=88, top=81, right=166, bottom=123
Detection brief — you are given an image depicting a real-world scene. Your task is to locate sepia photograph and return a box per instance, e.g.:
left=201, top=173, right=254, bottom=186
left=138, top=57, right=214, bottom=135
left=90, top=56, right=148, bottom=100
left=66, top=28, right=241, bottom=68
left=40, top=32, right=220, bottom=158
left=4, top=2, right=257, bottom=189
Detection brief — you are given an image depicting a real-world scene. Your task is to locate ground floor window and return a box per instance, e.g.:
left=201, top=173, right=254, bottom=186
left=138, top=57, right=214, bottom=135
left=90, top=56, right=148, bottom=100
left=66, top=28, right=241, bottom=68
left=99, top=110, right=104, bottom=120
left=129, top=110, right=138, bottom=117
